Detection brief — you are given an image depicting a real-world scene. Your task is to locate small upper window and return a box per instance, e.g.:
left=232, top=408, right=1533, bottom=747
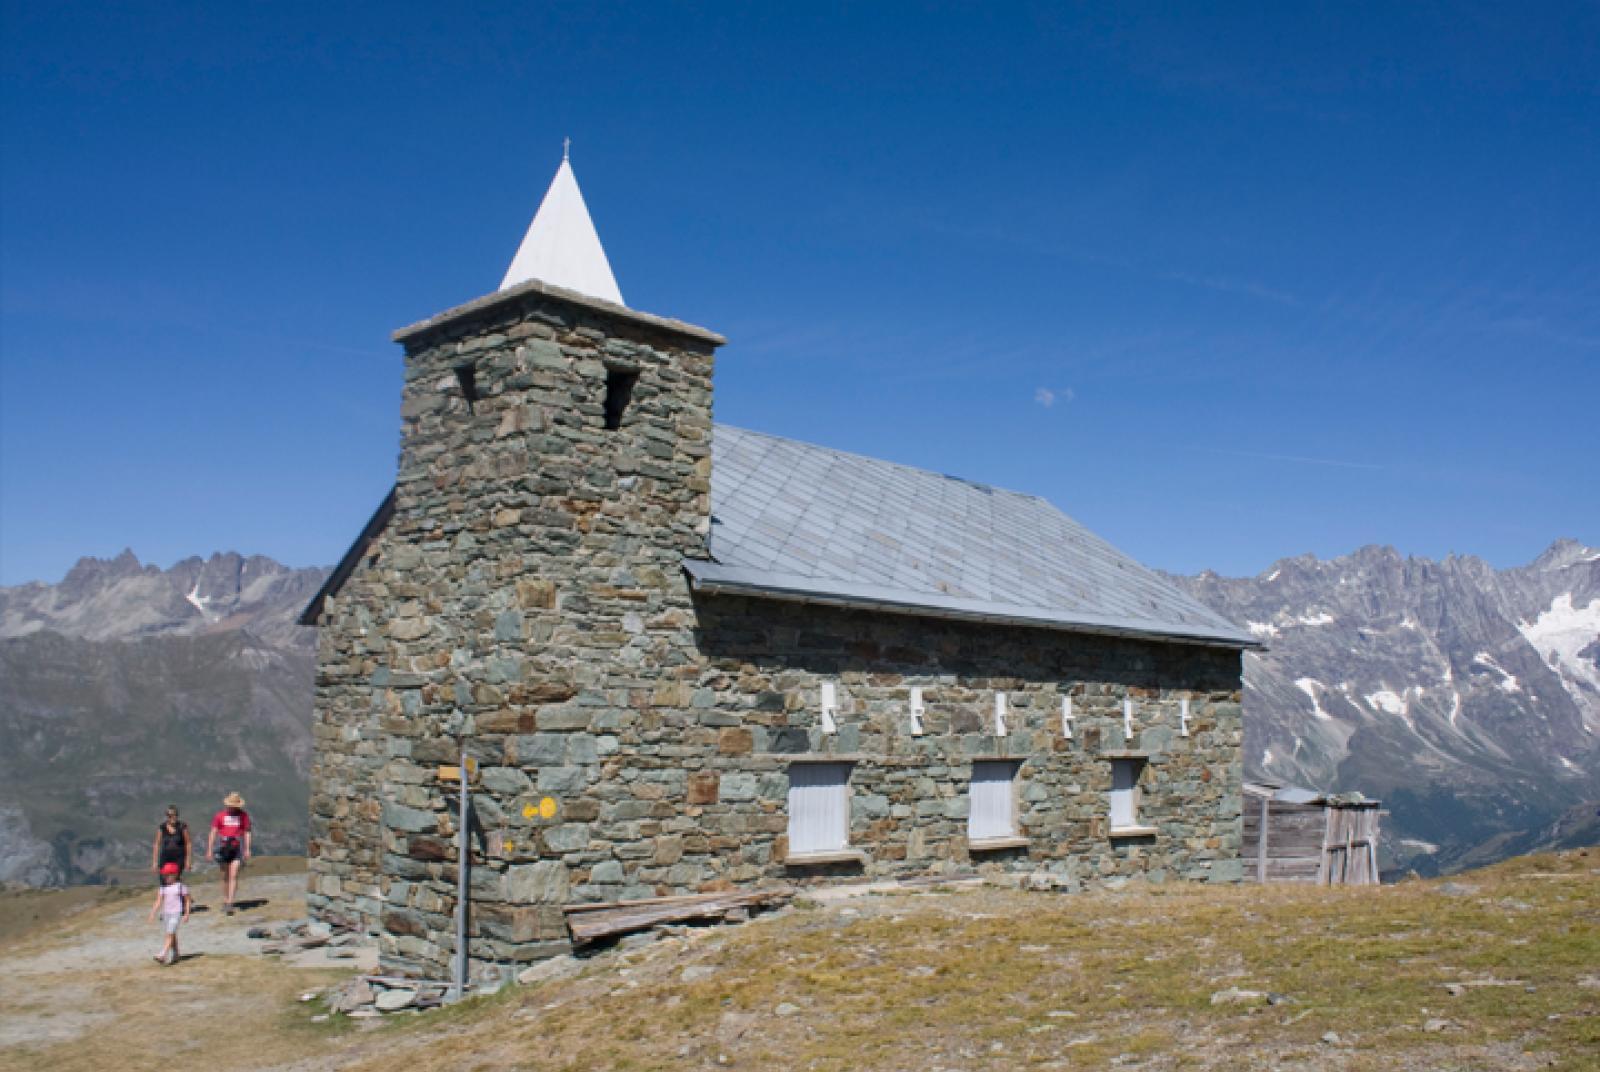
left=454, top=363, right=479, bottom=412
left=603, top=367, right=638, bottom=430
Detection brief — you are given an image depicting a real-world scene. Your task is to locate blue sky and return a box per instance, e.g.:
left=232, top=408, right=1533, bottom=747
left=2, top=3, right=1596, bottom=585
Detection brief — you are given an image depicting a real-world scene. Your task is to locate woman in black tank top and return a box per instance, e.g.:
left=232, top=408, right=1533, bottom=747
left=152, top=806, right=191, bottom=876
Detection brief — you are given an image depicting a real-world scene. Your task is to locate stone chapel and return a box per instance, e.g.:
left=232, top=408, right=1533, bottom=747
left=301, top=152, right=1259, bottom=978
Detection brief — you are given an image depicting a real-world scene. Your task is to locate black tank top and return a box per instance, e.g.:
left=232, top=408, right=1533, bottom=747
left=158, top=822, right=186, bottom=857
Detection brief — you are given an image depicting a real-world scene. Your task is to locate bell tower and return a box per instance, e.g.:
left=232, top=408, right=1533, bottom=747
left=311, top=149, right=726, bottom=975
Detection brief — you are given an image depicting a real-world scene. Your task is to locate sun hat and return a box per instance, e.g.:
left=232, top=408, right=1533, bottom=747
left=160, top=862, right=180, bottom=876
left=223, top=792, right=246, bottom=808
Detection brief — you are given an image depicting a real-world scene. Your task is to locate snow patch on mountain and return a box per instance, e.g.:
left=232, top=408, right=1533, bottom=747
left=1472, top=652, right=1521, bottom=694
left=186, top=582, right=218, bottom=622
left=1295, top=677, right=1333, bottom=720
left=1365, top=688, right=1407, bottom=716
left=1518, top=593, right=1600, bottom=724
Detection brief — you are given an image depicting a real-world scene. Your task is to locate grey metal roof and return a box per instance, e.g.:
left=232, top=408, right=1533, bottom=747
left=688, top=426, right=1257, bottom=649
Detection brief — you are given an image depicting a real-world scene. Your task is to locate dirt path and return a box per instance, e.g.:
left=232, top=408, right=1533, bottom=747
left=0, top=871, right=366, bottom=1071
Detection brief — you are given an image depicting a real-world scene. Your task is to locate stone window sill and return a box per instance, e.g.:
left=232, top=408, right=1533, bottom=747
left=1099, top=750, right=1150, bottom=760
left=1108, top=825, right=1159, bottom=838
left=967, top=836, right=1030, bottom=852
left=772, top=754, right=865, bottom=764
left=785, top=849, right=867, bottom=866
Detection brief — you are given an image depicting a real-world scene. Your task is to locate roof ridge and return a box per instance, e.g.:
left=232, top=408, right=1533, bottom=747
left=713, top=423, right=1042, bottom=503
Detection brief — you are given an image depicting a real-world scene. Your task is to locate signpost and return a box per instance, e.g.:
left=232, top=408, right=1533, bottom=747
left=439, top=750, right=477, bottom=1000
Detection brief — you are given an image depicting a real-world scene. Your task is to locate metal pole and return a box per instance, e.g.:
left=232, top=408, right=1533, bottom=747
left=452, top=742, right=470, bottom=1000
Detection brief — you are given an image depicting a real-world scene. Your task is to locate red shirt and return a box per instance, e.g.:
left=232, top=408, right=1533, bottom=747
left=212, top=809, right=251, bottom=842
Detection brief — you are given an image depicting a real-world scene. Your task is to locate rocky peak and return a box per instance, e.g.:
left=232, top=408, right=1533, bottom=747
left=58, top=548, right=153, bottom=596
left=1529, top=538, right=1600, bottom=572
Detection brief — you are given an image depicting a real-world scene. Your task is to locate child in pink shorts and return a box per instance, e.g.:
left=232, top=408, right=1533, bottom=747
left=148, top=862, right=191, bottom=965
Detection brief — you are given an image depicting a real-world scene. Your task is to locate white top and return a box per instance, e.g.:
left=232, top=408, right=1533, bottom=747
left=499, top=156, right=625, bottom=306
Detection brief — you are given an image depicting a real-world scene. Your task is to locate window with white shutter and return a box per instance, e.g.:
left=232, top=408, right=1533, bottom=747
left=787, top=762, right=852, bottom=857
left=1108, top=757, right=1155, bottom=836
left=968, top=760, right=1022, bottom=845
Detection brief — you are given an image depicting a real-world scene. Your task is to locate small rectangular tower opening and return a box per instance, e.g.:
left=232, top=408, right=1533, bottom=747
left=603, top=367, right=638, bottom=430
left=454, top=363, right=480, bottom=412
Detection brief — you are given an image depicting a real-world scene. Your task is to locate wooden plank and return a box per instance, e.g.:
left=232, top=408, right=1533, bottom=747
left=1256, top=796, right=1270, bottom=884
left=565, top=891, right=741, bottom=914
left=566, top=888, right=791, bottom=944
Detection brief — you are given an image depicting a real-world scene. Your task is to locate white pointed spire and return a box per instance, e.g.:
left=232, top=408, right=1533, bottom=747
left=499, top=145, right=624, bottom=305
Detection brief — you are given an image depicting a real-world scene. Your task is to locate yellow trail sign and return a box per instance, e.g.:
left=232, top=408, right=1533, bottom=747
left=438, top=758, right=480, bottom=783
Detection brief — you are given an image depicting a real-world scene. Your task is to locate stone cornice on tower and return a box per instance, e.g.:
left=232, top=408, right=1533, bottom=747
left=391, top=275, right=726, bottom=352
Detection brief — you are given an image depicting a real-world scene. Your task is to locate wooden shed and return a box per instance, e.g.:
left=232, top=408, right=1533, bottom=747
left=1242, top=781, right=1382, bottom=886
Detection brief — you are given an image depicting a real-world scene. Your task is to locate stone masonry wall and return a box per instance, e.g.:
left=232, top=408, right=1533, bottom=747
left=305, top=527, right=392, bottom=927
left=307, top=281, right=721, bottom=973
left=306, top=282, right=1245, bottom=981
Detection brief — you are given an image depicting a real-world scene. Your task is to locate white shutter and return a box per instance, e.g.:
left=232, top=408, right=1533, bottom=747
left=1110, top=760, right=1139, bottom=830
left=788, top=763, right=850, bottom=854
left=968, top=761, right=1018, bottom=840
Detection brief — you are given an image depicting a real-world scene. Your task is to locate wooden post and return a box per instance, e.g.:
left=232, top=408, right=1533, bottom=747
left=1366, top=810, right=1380, bottom=885
left=1316, top=806, right=1332, bottom=886
left=1256, top=796, right=1270, bottom=883
left=451, top=741, right=470, bottom=1000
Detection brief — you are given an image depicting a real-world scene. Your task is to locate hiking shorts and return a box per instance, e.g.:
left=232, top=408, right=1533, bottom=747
left=213, top=838, right=241, bottom=866
left=162, top=913, right=182, bottom=935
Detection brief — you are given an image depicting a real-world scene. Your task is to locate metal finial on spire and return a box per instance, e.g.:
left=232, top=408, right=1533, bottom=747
left=563, top=137, right=571, bottom=161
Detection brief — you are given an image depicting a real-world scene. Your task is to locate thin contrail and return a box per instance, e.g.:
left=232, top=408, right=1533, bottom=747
left=1188, top=445, right=1386, bottom=471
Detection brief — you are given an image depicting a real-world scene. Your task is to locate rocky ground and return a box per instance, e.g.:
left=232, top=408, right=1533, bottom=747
left=1, top=854, right=1595, bottom=1071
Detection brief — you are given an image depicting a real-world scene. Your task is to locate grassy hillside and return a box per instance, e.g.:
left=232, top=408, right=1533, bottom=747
left=2, top=852, right=1595, bottom=1071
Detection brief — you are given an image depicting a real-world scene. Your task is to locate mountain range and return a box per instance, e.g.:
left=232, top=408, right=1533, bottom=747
left=1171, top=537, right=1600, bottom=875
left=1, top=541, right=1595, bottom=886
left=0, top=552, right=326, bottom=885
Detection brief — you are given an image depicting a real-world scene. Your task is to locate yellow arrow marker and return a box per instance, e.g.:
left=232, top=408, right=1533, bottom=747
left=522, top=802, right=538, bottom=820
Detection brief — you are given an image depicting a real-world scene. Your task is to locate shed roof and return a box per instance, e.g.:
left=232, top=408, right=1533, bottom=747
left=1243, top=781, right=1380, bottom=807
left=683, top=426, right=1256, bottom=648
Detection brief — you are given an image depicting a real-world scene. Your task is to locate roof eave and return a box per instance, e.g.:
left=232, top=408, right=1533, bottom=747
left=683, top=561, right=1263, bottom=651
left=298, top=487, right=397, bottom=626
left=392, top=276, right=725, bottom=350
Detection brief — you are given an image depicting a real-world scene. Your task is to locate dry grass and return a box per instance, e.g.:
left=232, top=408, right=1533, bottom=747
left=2, top=853, right=1596, bottom=1071
left=345, top=850, right=1598, bottom=1072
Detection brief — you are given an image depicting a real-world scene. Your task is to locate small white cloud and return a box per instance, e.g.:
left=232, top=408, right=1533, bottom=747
left=1034, top=386, right=1074, bottom=408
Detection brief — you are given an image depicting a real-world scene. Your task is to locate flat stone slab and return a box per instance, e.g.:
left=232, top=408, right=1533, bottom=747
left=374, top=988, right=418, bottom=1012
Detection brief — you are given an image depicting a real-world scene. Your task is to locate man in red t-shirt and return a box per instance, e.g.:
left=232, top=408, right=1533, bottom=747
left=207, top=791, right=252, bottom=915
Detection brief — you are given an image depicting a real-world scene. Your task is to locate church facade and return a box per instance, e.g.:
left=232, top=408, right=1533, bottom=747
left=302, top=157, right=1257, bottom=978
